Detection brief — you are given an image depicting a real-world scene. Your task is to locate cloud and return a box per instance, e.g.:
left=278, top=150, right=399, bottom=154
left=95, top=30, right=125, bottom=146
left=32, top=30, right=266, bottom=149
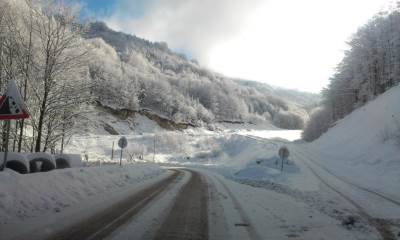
left=101, top=0, right=393, bottom=92
left=103, top=0, right=264, bottom=62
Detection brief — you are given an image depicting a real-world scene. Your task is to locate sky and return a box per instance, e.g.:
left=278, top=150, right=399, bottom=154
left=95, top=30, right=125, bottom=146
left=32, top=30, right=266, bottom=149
left=80, top=0, right=394, bottom=93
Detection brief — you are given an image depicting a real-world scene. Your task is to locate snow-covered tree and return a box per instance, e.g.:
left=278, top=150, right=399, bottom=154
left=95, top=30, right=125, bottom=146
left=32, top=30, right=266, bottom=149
left=304, top=6, right=400, bottom=141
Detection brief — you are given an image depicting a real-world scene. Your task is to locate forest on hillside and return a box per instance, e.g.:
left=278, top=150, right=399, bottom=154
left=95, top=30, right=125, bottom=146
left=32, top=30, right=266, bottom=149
left=303, top=6, right=400, bottom=141
left=85, top=22, right=314, bottom=128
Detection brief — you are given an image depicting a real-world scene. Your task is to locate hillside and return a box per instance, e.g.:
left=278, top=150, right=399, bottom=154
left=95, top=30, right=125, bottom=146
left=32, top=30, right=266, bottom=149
left=305, top=84, right=400, bottom=198
left=234, top=79, right=320, bottom=108
left=83, top=22, right=318, bottom=130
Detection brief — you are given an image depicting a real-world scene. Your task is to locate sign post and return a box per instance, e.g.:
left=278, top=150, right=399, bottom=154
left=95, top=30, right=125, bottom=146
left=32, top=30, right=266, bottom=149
left=0, top=121, right=10, bottom=171
left=278, top=146, right=290, bottom=173
left=111, top=141, right=114, bottom=161
left=0, top=80, right=30, bottom=171
left=118, top=136, right=128, bottom=166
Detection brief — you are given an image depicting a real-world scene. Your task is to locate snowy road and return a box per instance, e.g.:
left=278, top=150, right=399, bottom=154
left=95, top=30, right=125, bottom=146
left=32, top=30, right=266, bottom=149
left=65, top=168, right=362, bottom=240
left=153, top=169, right=208, bottom=240
left=46, top=170, right=182, bottom=240
left=39, top=169, right=210, bottom=240
left=93, top=168, right=262, bottom=240
left=2, top=165, right=375, bottom=240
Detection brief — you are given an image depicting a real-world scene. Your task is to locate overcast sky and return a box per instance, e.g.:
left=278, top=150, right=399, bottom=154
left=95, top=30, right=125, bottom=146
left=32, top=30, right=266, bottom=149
left=81, top=0, right=394, bottom=93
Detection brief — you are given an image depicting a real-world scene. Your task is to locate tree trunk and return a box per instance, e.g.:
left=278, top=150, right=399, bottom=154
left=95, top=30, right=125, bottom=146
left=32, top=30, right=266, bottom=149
left=18, top=17, right=32, bottom=152
left=35, top=89, right=48, bottom=152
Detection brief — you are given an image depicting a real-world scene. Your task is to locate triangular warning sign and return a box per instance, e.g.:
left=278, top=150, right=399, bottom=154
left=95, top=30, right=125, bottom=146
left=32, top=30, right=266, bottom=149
left=0, top=80, right=29, bottom=120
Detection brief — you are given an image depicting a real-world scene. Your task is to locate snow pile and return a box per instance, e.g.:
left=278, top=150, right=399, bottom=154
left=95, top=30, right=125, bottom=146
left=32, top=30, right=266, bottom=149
left=0, top=152, right=30, bottom=173
left=186, top=134, right=297, bottom=183
left=54, top=154, right=83, bottom=168
left=308, top=85, right=400, bottom=199
left=234, top=155, right=300, bottom=180
left=0, top=164, right=164, bottom=226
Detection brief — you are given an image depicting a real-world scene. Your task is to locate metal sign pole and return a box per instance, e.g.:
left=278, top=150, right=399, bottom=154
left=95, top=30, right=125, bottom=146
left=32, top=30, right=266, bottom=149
left=1, top=120, right=11, bottom=171
left=111, top=141, right=114, bottom=161
left=120, top=148, right=123, bottom=166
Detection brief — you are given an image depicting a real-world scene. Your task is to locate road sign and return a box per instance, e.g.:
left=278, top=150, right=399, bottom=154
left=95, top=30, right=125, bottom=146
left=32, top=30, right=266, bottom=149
left=278, top=146, right=290, bottom=172
left=279, top=146, right=290, bottom=159
left=118, top=136, right=128, bottom=149
left=0, top=80, right=29, bottom=120
left=0, top=80, right=29, bottom=171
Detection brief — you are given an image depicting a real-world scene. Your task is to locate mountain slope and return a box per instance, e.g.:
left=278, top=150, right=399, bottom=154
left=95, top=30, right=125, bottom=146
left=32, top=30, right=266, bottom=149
left=83, top=22, right=319, bottom=129
left=234, top=79, right=320, bottom=108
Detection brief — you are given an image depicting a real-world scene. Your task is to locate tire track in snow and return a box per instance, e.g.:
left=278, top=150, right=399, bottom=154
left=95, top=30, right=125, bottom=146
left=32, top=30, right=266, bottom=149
left=212, top=175, right=263, bottom=240
left=153, top=169, right=209, bottom=240
left=292, top=148, right=396, bottom=240
left=294, top=145, right=400, bottom=207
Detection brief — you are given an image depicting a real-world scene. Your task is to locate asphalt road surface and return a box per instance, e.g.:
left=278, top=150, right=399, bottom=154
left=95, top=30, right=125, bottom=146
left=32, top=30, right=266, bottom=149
left=46, top=169, right=210, bottom=240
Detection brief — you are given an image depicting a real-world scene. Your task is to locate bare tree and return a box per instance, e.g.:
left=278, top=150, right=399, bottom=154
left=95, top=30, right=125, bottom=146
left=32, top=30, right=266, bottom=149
left=30, top=1, right=89, bottom=152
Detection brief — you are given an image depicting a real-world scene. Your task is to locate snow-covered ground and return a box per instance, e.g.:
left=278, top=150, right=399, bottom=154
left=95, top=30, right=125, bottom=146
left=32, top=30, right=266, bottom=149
left=204, top=169, right=375, bottom=240
left=207, top=86, right=400, bottom=207
left=198, top=85, right=400, bottom=238
left=1, top=86, right=399, bottom=239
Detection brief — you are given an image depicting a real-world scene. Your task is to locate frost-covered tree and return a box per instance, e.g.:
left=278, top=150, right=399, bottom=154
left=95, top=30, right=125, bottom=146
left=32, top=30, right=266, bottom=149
left=30, top=1, right=90, bottom=152
left=0, top=0, right=91, bottom=152
left=303, top=6, right=400, bottom=141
